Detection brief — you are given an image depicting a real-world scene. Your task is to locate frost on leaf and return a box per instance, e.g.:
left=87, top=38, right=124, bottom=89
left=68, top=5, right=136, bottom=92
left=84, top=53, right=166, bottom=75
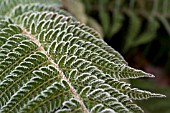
left=0, top=0, right=165, bottom=113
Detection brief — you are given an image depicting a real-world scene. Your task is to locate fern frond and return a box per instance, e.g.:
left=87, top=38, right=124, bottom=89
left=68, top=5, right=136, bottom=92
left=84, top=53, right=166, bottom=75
left=0, top=0, right=165, bottom=113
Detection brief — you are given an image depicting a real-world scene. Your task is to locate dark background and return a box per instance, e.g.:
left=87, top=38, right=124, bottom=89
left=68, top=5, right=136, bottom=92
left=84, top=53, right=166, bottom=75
left=62, top=0, right=170, bottom=112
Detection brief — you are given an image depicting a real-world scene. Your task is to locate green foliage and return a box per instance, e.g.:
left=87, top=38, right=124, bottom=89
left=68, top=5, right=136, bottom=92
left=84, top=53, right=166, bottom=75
left=0, top=0, right=165, bottom=113
left=131, top=79, right=170, bottom=113
left=81, top=0, right=170, bottom=75
left=82, top=0, right=170, bottom=53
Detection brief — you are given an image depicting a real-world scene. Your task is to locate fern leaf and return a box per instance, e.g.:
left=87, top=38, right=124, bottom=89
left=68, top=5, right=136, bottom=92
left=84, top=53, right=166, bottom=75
left=0, top=0, right=165, bottom=113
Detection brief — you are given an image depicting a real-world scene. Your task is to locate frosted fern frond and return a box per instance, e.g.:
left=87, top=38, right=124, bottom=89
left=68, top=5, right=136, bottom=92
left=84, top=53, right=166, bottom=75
left=0, top=0, right=165, bottom=113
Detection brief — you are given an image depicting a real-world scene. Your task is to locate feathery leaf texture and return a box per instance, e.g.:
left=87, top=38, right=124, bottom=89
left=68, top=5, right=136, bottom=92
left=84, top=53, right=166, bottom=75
left=0, top=0, right=165, bottom=113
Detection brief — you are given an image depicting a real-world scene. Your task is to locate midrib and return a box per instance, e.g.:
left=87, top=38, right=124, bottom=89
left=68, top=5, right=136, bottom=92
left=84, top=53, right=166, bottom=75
left=22, top=28, right=89, bottom=113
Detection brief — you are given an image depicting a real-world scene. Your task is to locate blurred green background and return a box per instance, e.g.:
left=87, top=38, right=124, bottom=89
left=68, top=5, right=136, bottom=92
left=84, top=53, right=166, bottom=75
left=61, top=0, right=170, bottom=112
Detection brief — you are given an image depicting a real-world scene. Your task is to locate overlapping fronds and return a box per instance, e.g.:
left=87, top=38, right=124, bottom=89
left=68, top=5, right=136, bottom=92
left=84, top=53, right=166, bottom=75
left=0, top=0, right=165, bottom=113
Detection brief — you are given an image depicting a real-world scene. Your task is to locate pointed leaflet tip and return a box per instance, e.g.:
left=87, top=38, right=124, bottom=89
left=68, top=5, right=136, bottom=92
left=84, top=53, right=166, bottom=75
left=148, top=73, right=155, bottom=78
left=142, top=70, right=155, bottom=78
left=137, top=68, right=154, bottom=78
left=153, top=93, right=166, bottom=98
